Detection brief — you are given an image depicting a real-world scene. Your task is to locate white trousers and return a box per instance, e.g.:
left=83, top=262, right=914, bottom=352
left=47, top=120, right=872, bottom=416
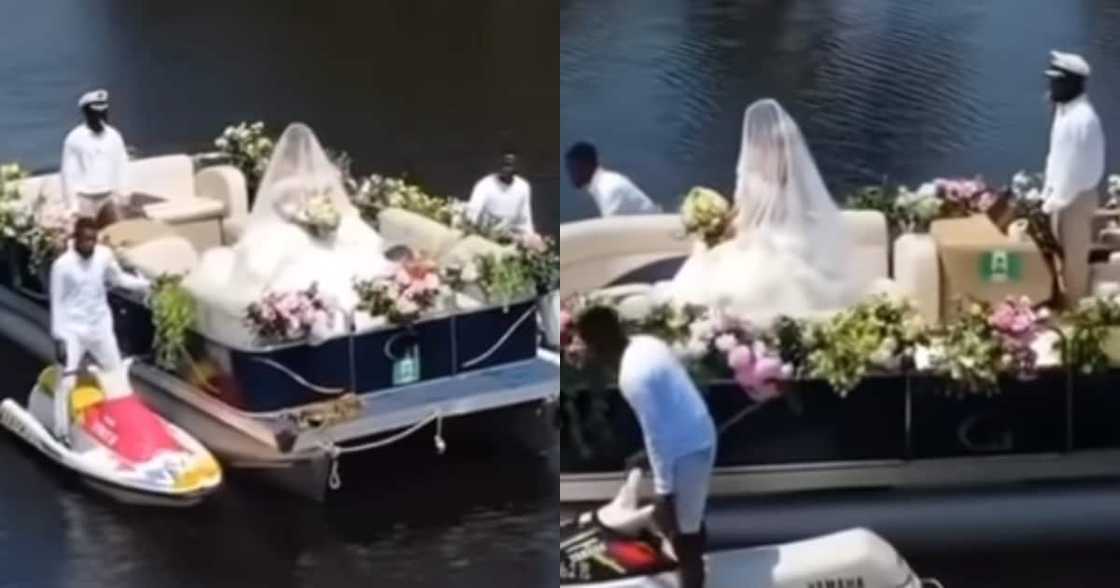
left=54, top=323, right=122, bottom=438
left=1051, top=190, right=1097, bottom=304
left=77, top=191, right=115, bottom=219
left=667, top=446, right=716, bottom=534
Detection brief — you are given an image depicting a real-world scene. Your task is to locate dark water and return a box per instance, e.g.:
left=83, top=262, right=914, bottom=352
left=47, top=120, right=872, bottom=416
left=0, top=0, right=559, bottom=235
left=0, top=2, right=558, bottom=588
left=560, top=0, right=1120, bottom=221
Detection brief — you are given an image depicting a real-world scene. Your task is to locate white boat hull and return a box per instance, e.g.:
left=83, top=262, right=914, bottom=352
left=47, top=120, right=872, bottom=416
left=0, top=399, right=217, bottom=507
left=569, top=529, right=920, bottom=588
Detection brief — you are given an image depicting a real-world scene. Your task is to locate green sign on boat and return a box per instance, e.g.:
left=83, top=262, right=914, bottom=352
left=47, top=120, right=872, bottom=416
left=392, top=344, right=421, bottom=386
left=979, top=250, right=1022, bottom=283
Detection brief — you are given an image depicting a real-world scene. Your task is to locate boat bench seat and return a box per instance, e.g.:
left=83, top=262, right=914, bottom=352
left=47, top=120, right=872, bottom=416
left=119, top=234, right=200, bottom=279
left=560, top=211, right=943, bottom=324
left=18, top=154, right=248, bottom=252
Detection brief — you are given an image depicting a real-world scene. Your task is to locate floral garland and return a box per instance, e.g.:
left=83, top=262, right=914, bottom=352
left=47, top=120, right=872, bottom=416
left=354, top=259, right=445, bottom=326
left=803, top=296, right=928, bottom=396
left=561, top=291, right=1120, bottom=398
left=351, top=174, right=466, bottom=228
left=843, top=175, right=1000, bottom=234
left=1065, top=296, right=1120, bottom=374
left=925, top=298, right=1048, bottom=394
left=150, top=275, right=197, bottom=371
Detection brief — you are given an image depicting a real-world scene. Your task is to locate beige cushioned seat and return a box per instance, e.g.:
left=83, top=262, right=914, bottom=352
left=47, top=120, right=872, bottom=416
left=119, top=235, right=199, bottom=278
left=377, top=208, right=462, bottom=258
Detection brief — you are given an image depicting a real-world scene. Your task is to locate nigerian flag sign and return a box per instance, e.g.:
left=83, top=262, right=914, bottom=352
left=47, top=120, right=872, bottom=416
left=979, top=250, right=1022, bottom=283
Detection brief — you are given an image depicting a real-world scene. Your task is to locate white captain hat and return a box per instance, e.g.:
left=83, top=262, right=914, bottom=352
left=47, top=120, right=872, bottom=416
left=78, top=89, right=110, bottom=111
left=1046, top=51, right=1091, bottom=78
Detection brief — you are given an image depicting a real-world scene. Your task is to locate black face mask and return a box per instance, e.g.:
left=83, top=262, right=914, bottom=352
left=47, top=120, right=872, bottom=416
left=1049, top=76, right=1084, bottom=104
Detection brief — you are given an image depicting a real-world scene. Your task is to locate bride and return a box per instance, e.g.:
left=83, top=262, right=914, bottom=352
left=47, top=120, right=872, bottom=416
left=666, top=99, right=866, bottom=323
left=184, top=123, right=395, bottom=333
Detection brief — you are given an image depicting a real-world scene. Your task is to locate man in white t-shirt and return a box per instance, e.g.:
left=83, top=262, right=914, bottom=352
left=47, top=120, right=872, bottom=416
left=466, top=148, right=535, bottom=235
left=60, top=89, right=130, bottom=224
left=565, top=142, right=661, bottom=216
left=575, top=305, right=715, bottom=588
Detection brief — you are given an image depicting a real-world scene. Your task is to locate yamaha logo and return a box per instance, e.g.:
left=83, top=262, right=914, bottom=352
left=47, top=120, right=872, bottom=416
left=808, top=578, right=865, bottom=588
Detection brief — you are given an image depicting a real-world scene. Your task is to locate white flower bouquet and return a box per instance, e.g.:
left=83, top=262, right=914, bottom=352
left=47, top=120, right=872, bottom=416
left=680, top=186, right=732, bottom=247
left=214, top=121, right=274, bottom=193
left=893, top=183, right=943, bottom=233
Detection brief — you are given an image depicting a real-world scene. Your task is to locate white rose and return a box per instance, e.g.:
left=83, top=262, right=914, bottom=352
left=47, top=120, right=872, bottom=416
left=461, top=262, right=479, bottom=283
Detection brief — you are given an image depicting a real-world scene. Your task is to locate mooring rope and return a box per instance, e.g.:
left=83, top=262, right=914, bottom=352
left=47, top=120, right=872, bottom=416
left=245, top=356, right=347, bottom=395
left=460, top=305, right=537, bottom=369
left=324, top=410, right=445, bottom=490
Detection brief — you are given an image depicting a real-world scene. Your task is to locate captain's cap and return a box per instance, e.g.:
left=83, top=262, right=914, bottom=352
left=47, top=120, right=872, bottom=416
left=1046, top=51, right=1091, bottom=78
left=78, top=89, right=109, bottom=111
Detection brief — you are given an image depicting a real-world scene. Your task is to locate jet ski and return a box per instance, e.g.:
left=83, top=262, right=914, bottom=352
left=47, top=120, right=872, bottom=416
left=0, top=358, right=222, bottom=507
left=561, top=469, right=943, bottom=588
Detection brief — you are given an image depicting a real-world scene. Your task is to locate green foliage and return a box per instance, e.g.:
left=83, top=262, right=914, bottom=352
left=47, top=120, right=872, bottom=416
left=150, top=275, right=197, bottom=371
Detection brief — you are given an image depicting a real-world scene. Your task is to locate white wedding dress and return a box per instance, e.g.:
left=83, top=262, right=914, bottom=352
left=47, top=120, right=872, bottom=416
left=665, top=99, right=865, bottom=323
left=184, top=123, right=395, bottom=342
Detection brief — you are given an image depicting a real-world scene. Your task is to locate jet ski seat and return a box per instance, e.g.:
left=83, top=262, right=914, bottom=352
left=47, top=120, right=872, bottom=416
left=35, top=366, right=105, bottom=417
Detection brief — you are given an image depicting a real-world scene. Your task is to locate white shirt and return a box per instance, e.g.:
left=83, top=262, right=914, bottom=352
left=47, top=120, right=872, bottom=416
left=618, top=335, right=716, bottom=493
left=1044, top=94, right=1105, bottom=211
left=50, top=244, right=150, bottom=340
left=60, top=123, right=129, bottom=212
left=586, top=168, right=661, bottom=217
left=466, top=174, right=535, bottom=235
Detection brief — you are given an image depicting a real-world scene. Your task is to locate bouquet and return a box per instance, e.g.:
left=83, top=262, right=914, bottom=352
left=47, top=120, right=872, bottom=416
left=680, top=187, right=733, bottom=248
left=355, top=259, right=445, bottom=325
left=245, top=284, right=335, bottom=344
left=893, top=183, right=943, bottom=233
left=934, top=177, right=997, bottom=216
left=214, top=122, right=274, bottom=195
left=515, top=233, right=559, bottom=293
left=279, top=191, right=341, bottom=239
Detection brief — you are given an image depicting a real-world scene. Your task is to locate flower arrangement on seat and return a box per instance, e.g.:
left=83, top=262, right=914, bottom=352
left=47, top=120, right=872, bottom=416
left=244, top=284, right=336, bottom=344
left=354, top=259, right=446, bottom=326
left=351, top=174, right=466, bottom=228
left=214, top=122, right=274, bottom=197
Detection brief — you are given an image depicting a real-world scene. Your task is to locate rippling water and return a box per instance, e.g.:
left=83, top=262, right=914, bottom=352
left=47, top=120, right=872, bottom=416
left=0, top=2, right=557, bottom=587
left=561, top=0, right=1120, bottom=221
left=0, top=0, right=559, bottom=234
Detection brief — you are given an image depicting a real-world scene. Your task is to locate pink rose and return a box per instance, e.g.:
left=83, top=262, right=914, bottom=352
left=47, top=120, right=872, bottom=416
left=727, top=344, right=754, bottom=371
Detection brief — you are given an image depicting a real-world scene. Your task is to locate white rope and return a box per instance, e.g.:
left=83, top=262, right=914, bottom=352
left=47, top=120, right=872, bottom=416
left=461, top=305, right=537, bottom=369
left=921, top=579, right=946, bottom=588
left=245, top=356, right=346, bottom=395
left=322, top=410, right=445, bottom=491
left=324, top=410, right=443, bottom=456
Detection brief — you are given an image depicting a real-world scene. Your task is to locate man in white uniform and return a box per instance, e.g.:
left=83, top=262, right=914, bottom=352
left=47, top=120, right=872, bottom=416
left=565, top=142, right=661, bottom=216
left=49, top=218, right=150, bottom=443
left=466, top=148, right=536, bottom=235
left=575, top=305, right=716, bottom=588
left=60, top=89, right=130, bottom=223
left=1041, top=51, right=1105, bottom=304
